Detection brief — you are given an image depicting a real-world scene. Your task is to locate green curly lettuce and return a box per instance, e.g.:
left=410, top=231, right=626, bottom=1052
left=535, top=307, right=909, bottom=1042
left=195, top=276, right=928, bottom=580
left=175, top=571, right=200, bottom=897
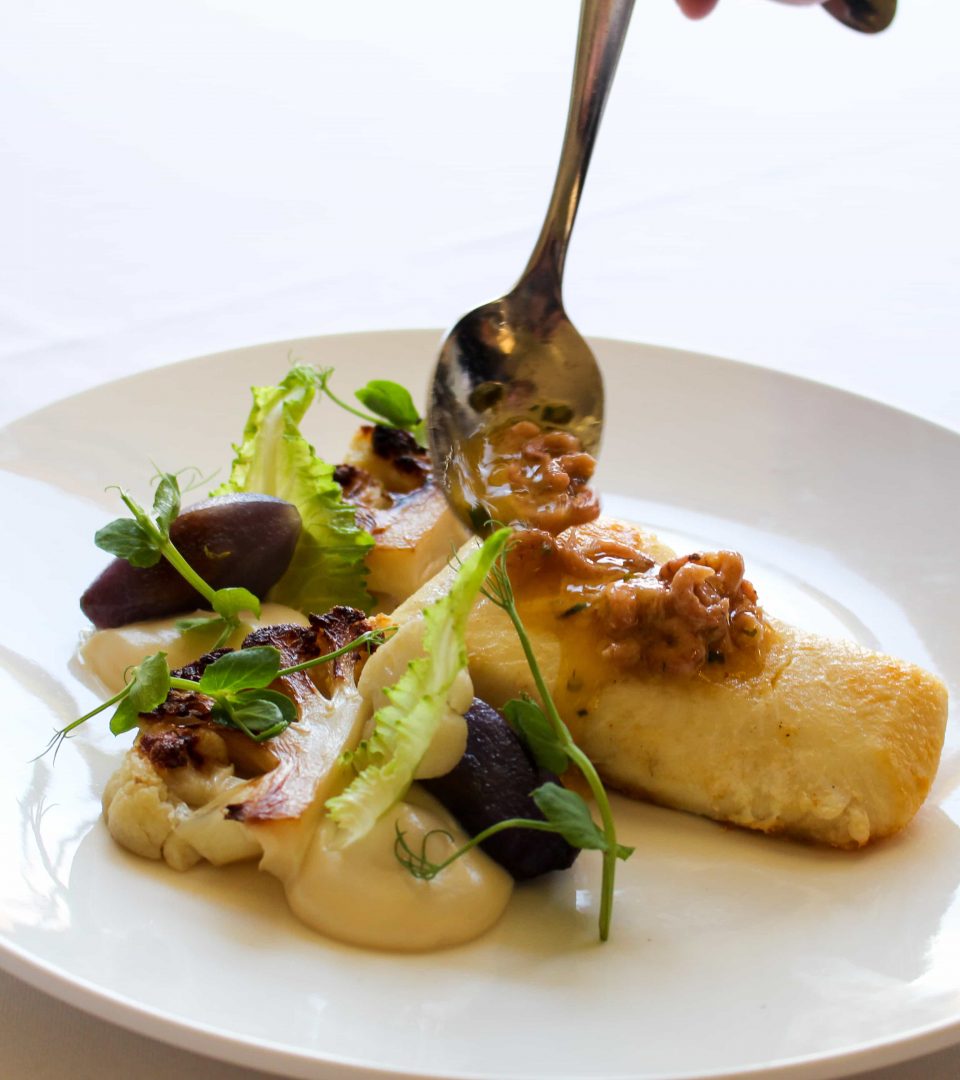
left=325, top=529, right=511, bottom=847
left=215, top=365, right=374, bottom=613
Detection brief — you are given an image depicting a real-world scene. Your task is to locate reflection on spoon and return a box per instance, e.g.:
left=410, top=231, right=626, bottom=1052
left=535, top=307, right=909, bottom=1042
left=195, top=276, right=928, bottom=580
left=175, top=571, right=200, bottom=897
left=446, top=418, right=600, bottom=533
left=429, top=1, right=635, bottom=533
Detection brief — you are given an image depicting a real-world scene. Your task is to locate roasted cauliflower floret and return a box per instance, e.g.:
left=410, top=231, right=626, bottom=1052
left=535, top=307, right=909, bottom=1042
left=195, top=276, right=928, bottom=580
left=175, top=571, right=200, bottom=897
left=102, top=609, right=379, bottom=874
left=102, top=725, right=254, bottom=870
left=102, top=750, right=189, bottom=862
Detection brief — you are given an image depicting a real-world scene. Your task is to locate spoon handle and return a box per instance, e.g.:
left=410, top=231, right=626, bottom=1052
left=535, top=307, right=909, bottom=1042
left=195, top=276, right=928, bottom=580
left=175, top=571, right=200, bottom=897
left=520, top=0, right=635, bottom=298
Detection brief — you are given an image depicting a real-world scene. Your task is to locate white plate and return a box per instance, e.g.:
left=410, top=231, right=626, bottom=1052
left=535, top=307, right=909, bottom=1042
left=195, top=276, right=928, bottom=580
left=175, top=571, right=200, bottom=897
left=1, top=330, right=958, bottom=1080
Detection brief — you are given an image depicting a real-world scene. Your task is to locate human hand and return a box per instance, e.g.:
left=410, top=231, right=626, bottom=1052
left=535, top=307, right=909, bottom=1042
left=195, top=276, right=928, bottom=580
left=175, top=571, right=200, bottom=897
left=675, top=0, right=821, bottom=19
left=673, top=0, right=895, bottom=33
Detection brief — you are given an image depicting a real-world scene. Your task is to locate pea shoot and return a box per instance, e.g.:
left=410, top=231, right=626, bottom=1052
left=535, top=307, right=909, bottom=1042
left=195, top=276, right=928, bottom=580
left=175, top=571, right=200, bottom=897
left=315, top=369, right=426, bottom=446
left=395, top=541, right=633, bottom=943
left=94, top=471, right=261, bottom=648
left=41, top=627, right=391, bottom=761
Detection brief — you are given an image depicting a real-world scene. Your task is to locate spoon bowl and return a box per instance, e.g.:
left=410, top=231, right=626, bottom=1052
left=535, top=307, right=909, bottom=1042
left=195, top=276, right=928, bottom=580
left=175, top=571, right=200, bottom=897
left=429, top=292, right=604, bottom=531
left=430, top=289, right=604, bottom=479
left=428, top=0, right=633, bottom=532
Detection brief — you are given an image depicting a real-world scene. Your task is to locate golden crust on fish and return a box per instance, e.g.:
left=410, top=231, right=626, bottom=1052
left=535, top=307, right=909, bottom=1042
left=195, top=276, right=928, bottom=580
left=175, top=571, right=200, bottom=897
left=395, top=519, right=948, bottom=848
left=566, top=619, right=946, bottom=847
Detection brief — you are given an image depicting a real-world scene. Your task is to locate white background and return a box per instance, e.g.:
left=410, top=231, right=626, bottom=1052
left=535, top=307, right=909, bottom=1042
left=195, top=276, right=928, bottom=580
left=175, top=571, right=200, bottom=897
left=1, top=1, right=958, bottom=1077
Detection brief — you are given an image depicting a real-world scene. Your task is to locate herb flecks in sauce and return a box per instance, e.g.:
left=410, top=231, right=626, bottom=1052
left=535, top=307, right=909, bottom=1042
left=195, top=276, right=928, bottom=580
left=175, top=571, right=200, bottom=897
left=507, top=522, right=766, bottom=680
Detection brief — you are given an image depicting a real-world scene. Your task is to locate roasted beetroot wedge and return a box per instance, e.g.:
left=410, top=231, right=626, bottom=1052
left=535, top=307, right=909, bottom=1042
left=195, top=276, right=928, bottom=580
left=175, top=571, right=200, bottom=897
left=81, top=494, right=301, bottom=628
left=423, top=698, right=578, bottom=880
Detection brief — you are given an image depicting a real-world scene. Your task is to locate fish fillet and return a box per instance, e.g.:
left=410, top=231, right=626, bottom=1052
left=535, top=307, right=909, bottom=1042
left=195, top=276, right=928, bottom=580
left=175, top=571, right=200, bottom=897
left=393, top=520, right=947, bottom=848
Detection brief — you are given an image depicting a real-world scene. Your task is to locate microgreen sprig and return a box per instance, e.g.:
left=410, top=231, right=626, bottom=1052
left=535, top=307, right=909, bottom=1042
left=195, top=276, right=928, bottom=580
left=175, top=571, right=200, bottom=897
left=42, top=627, right=391, bottom=759
left=95, top=472, right=261, bottom=648
left=392, top=542, right=632, bottom=942
left=316, top=368, right=426, bottom=445
left=395, top=781, right=631, bottom=882
left=40, top=651, right=173, bottom=761
left=483, top=551, right=633, bottom=941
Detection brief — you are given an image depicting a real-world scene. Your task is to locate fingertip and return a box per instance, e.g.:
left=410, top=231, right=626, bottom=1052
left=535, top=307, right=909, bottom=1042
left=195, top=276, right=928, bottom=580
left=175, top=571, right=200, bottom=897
left=675, top=0, right=721, bottom=19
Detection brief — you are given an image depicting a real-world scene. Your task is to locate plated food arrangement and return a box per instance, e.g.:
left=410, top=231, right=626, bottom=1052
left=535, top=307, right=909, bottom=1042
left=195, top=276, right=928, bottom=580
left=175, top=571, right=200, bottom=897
left=5, top=332, right=960, bottom=1080
left=57, top=360, right=948, bottom=954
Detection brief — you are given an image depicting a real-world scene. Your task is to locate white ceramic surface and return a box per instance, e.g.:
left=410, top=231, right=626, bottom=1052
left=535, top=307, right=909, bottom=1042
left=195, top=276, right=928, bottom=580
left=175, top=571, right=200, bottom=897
left=0, top=330, right=958, bottom=1080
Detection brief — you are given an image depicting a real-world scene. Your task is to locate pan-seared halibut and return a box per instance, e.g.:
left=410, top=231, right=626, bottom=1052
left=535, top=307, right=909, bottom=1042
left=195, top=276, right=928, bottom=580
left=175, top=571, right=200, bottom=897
left=394, top=519, right=947, bottom=848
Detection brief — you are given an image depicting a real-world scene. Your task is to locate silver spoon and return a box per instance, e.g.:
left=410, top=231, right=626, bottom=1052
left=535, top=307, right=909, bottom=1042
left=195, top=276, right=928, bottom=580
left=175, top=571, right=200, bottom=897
left=427, top=0, right=634, bottom=532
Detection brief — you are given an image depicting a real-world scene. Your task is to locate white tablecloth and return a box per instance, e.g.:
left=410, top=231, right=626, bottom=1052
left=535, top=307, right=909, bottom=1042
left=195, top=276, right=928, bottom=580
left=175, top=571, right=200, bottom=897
left=1, top=1, right=958, bottom=1076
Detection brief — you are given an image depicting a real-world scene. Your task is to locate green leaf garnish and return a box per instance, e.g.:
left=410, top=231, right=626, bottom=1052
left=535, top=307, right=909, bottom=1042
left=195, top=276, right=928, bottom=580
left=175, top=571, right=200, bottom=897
left=94, top=473, right=263, bottom=650
left=215, top=365, right=375, bottom=614
left=354, top=379, right=425, bottom=443
left=532, top=783, right=606, bottom=849
left=152, top=472, right=181, bottom=534
left=389, top=537, right=633, bottom=943
left=109, top=652, right=172, bottom=735
left=316, top=368, right=426, bottom=445
left=227, top=696, right=283, bottom=731
left=196, top=646, right=280, bottom=695
left=94, top=518, right=162, bottom=568
left=394, top=818, right=563, bottom=880
left=43, top=629, right=392, bottom=757
left=503, top=696, right=570, bottom=775
left=211, top=586, right=261, bottom=622
left=175, top=613, right=227, bottom=635
left=224, top=690, right=296, bottom=741
left=531, top=783, right=631, bottom=859
left=234, top=688, right=298, bottom=730
left=325, top=530, right=511, bottom=847
left=38, top=651, right=172, bottom=759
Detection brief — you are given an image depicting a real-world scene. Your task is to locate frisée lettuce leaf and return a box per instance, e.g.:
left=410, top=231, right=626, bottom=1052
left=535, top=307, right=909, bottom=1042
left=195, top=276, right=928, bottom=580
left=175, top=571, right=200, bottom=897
left=325, top=529, right=511, bottom=847
left=214, top=365, right=375, bottom=613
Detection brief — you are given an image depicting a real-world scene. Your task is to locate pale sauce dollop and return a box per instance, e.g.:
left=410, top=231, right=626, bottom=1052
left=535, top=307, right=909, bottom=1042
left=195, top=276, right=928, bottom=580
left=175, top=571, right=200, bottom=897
left=259, top=786, right=513, bottom=951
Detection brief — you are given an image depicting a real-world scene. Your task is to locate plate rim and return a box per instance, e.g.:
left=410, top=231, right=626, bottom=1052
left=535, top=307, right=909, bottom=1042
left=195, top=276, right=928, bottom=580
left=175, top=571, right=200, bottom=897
left=4, top=326, right=958, bottom=444
left=2, top=327, right=958, bottom=1080
left=5, top=917, right=960, bottom=1080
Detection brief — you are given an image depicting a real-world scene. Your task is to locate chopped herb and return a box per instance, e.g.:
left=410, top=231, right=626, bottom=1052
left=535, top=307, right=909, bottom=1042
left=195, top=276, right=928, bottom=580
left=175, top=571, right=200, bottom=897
left=560, top=602, right=589, bottom=618
left=539, top=402, right=574, bottom=426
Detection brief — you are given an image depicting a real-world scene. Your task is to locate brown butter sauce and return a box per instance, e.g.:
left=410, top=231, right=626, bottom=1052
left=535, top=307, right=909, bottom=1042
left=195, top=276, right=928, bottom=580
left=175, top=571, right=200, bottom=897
left=457, top=419, right=600, bottom=534
left=504, top=524, right=767, bottom=720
